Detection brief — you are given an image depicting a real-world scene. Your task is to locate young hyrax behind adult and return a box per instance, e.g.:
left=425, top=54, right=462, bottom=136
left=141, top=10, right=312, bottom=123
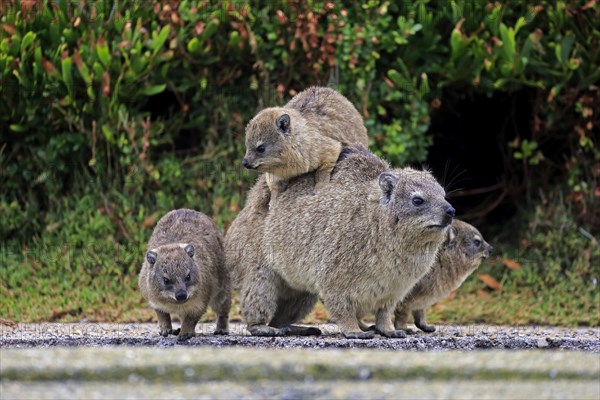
left=226, top=146, right=387, bottom=337
left=242, top=87, right=368, bottom=205
left=393, top=219, right=493, bottom=333
left=139, top=209, right=231, bottom=341
left=257, top=148, right=455, bottom=339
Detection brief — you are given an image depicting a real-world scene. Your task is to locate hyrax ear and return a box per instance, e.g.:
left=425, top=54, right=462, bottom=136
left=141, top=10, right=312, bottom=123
left=447, top=226, right=458, bottom=249
left=146, top=250, right=157, bottom=265
left=378, top=172, right=399, bottom=203
left=182, top=244, right=195, bottom=258
left=276, top=113, right=291, bottom=135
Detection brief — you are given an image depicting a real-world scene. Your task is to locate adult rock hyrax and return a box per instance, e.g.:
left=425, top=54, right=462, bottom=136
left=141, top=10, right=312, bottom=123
left=226, top=145, right=387, bottom=337
left=393, top=219, right=493, bottom=333
left=254, top=146, right=455, bottom=339
left=242, top=87, right=368, bottom=205
left=139, top=209, right=231, bottom=341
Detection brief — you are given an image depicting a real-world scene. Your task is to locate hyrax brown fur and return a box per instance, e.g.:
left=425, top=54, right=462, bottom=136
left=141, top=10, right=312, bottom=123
left=224, top=174, right=321, bottom=336
left=393, top=219, right=493, bottom=333
left=226, top=146, right=389, bottom=336
left=139, top=209, right=231, bottom=341
left=237, top=145, right=456, bottom=339
left=242, top=87, right=368, bottom=205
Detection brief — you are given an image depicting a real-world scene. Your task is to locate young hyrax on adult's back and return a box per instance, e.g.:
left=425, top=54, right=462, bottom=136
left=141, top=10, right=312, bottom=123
left=260, top=150, right=455, bottom=339
left=242, top=87, right=368, bottom=205
left=394, top=219, right=493, bottom=333
left=139, top=209, right=231, bottom=341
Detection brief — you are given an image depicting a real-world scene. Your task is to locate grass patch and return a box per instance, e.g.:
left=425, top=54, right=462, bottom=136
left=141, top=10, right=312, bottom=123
left=1, top=181, right=597, bottom=327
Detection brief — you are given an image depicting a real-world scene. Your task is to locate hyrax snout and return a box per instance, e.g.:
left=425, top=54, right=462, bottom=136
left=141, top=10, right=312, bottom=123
left=393, top=219, right=492, bottom=333
left=243, top=87, right=368, bottom=206
left=139, top=209, right=231, bottom=341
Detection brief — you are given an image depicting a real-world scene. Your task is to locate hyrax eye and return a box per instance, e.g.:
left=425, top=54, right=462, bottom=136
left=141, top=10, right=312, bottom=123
left=473, top=239, right=482, bottom=247
left=185, top=273, right=191, bottom=282
left=412, top=197, right=424, bottom=206
left=163, top=277, right=171, bottom=285
left=256, top=144, right=266, bottom=154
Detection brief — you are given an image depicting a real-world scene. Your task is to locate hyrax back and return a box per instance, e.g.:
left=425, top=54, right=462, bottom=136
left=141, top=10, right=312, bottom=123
left=243, top=87, right=369, bottom=203
left=261, top=151, right=456, bottom=339
left=394, top=219, right=493, bottom=333
left=139, top=209, right=231, bottom=341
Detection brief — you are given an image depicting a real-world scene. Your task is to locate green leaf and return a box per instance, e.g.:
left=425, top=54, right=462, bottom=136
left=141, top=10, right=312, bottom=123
left=61, top=57, right=73, bottom=94
left=20, top=32, right=36, bottom=51
left=9, top=124, right=26, bottom=132
left=151, top=25, right=171, bottom=53
left=560, top=34, right=575, bottom=63
left=387, top=69, right=403, bottom=86
left=96, top=37, right=110, bottom=67
left=102, top=124, right=113, bottom=142
left=187, top=37, right=200, bottom=54
left=141, top=83, right=166, bottom=96
left=203, top=19, right=219, bottom=39
left=499, top=23, right=515, bottom=64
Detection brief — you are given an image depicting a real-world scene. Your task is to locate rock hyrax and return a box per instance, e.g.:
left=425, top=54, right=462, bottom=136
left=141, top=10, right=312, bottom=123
left=255, top=149, right=455, bottom=339
left=242, top=87, right=368, bottom=205
left=227, top=146, right=388, bottom=337
left=394, top=219, right=493, bottom=333
left=139, top=209, right=231, bottom=341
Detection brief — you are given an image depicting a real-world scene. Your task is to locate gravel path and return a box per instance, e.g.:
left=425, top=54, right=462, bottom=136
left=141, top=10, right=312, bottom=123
left=1, top=322, right=598, bottom=351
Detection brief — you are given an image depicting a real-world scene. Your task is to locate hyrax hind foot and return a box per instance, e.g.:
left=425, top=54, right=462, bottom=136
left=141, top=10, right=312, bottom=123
left=343, top=331, right=376, bottom=340
left=248, top=324, right=292, bottom=337
left=376, top=329, right=407, bottom=339
left=280, top=325, right=322, bottom=336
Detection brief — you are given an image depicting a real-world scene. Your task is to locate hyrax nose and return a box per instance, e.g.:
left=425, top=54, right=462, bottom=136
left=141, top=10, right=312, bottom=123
left=175, top=290, right=188, bottom=302
left=242, top=158, right=250, bottom=168
left=445, top=205, right=456, bottom=218
left=487, top=246, right=494, bottom=257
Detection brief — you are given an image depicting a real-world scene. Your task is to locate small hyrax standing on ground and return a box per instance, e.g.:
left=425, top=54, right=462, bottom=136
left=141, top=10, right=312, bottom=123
left=226, top=145, right=388, bottom=337
left=242, top=87, right=368, bottom=205
left=248, top=146, right=455, bottom=339
left=393, top=219, right=493, bottom=333
left=139, top=209, right=231, bottom=341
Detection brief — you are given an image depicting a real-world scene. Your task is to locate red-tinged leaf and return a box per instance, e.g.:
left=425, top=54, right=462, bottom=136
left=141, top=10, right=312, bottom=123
left=477, top=289, right=491, bottom=299
left=102, top=71, right=110, bottom=98
left=142, top=214, right=157, bottom=229
left=2, top=23, right=15, bottom=35
left=502, top=257, right=521, bottom=271
left=195, top=21, right=205, bottom=36
left=478, top=273, right=501, bottom=290
left=42, top=58, right=58, bottom=76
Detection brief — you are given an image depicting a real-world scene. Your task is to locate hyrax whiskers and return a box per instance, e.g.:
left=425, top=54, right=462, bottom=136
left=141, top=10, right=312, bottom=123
left=242, top=87, right=368, bottom=206
left=139, top=209, right=231, bottom=341
left=393, top=219, right=493, bottom=333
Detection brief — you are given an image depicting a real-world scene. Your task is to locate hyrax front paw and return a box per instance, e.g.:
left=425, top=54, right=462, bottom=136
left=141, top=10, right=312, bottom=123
left=343, top=331, right=376, bottom=340
left=159, top=328, right=180, bottom=337
left=213, top=328, right=229, bottom=335
left=177, top=331, right=195, bottom=342
left=417, top=324, right=436, bottom=333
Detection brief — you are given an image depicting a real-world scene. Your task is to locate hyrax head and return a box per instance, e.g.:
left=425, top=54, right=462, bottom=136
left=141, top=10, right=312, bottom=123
left=377, top=168, right=455, bottom=234
left=242, top=107, right=297, bottom=173
left=447, top=220, right=493, bottom=268
left=145, top=243, right=199, bottom=304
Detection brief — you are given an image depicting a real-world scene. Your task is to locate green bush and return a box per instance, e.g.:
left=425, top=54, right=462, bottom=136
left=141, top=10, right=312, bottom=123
left=0, top=0, right=597, bottom=324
